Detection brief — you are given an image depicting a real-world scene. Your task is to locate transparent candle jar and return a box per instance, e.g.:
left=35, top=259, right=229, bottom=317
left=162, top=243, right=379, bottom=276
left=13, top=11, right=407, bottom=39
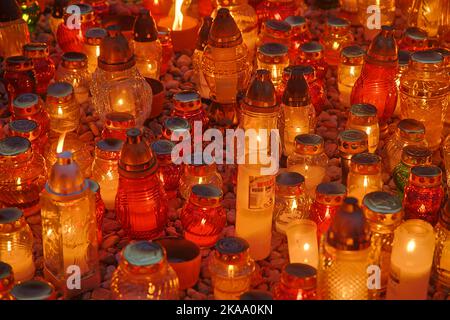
left=345, top=103, right=379, bottom=153
left=0, top=262, right=14, bottom=300
left=213, top=0, right=259, bottom=59
left=192, top=17, right=213, bottom=100
left=429, top=200, right=450, bottom=300
left=362, top=191, right=403, bottom=300
left=258, top=19, right=291, bottom=47
left=87, top=179, right=105, bottom=244
left=347, top=153, right=383, bottom=205
left=309, top=182, right=347, bottom=238
left=0, top=207, right=35, bottom=282
left=18, top=0, right=40, bottom=33
left=45, top=82, right=80, bottom=135
left=257, top=43, right=290, bottom=89
left=10, top=280, right=56, bottom=300
left=201, top=8, right=251, bottom=106
left=44, top=132, right=93, bottom=178
left=400, top=50, right=449, bottom=150
left=3, top=56, right=36, bottom=108
left=132, top=9, right=162, bottom=80
left=284, top=16, right=311, bottom=64
left=116, top=128, right=168, bottom=239
left=287, top=134, right=328, bottom=199
left=273, top=172, right=308, bottom=234
left=40, top=151, right=100, bottom=298
left=157, top=27, right=173, bottom=76
left=351, top=26, right=398, bottom=132
left=179, top=154, right=223, bottom=200
left=279, top=69, right=316, bottom=156
left=407, top=0, right=447, bottom=39
left=102, top=112, right=136, bottom=141
left=337, top=129, right=368, bottom=186
left=12, top=93, right=50, bottom=135
left=357, top=0, right=396, bottom=38
left=386, top=219, right=435, bottom=300
left=171, top=90, right=209, bottom=129
left=381, top=118, right=427, bottom=174
left=239, top=69, right=279, bottom=155
left=181, top=184, right=226, bottom=247
left=23, top=42, right=55, bottom=96
left=0, top=0, right=30, bottom=58
left=162, top=116, right=190, bottom=141
left=394, top=50, right=411, bottom=116
left=55, top=52, right=91, bottom=104
left=393, top=145, right=432, bottom=195
left=91, top=138, right=123, bottom=210
left=83, top=27, right=107, bottom=75
left=435, top=48, right=450, bottom=136
left=403, top=165, right=444, bottom=226
left=91, top=26, right=153, bottom=127
left=298, top=41, right=327, bottom=80
left=398, top=27, right=429, bottom=52
left=0, top=136, right=46, bottom=217
left=209, top=237, right=256, bottom=300
left=151, top=140, right=181, bottom=199
left=273, top=263, right=317, bottom=300
left=56, top=3, right=97, bottom=53
left=256, top=0, right=299, bottom=25
left=8, top=119, right=46, bottom=155
left=318, top=198, right=371, bottom=300
left=285, top=220, right=319, bottom=268
left=111, top=241, right=179, bottom=300
left=338, top=46, right=365, bottom=107
left=320, top=16, right=354, bottom=67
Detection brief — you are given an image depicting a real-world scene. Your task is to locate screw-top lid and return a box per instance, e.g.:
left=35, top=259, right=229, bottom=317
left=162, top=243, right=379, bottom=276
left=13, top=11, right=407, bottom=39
left=0, top=261, right=14, bottom=292
left=215, top=237, right=249, bottom=261
left=9, top=119, right=40, bottom=141
left=10, top=280, right=56, bottom=300
left=276, top=172, right=305, bottom=195
left=397, top=119, right=425, bottom=141
left=98, top=25, right=135, bottom=72
left=301, top=41, right=323, bottom=54
left=281, top=263, right=317, bottom=290
left=196, top=17, right=213, bottom=51
left=46, top=82, right=75, bottom=104
left=257, top=42, right=289, bottom=65
left=263, top=19, right=291, bottom=36
left=340, top=45, right=365, bottom=65
left=5, top=56, right=33, bottom=71
left=314, top=182, right=346, bottom=206
left=366, top=26, right=398, bottom=64
left=240, top=290, right=273, bottom=300
left=23, top=43, right=50, bottom=59
left=151, top=139, right=175, bottom=156
left=190, top=184, right=223, bottom=207
left=208, top=8, right=243, bottom=48
left=173, top=90, right=202, bottom=112
left=326, top=197, right=371, bottom=251
left=133, top=8, right=158, bottom=42
left=350, top=152, right=381, bottom=174
left=362, top=191, right=403, bottom=228
left=61, top=52, right=88, bottom=69
left=411, top=50, right=444, bottom=65
left=0, top=0, right=22, bottom=22
left=95, top=138, right=123, bottom=161
left=338, top=129, right=368, bottom=155
left=242, top=69, right=278, bottom=112
left=163, top=116, right=190, bottom=139
left=282, top=67, right=310, bottom=107
left=294, top=134, right=324, bottom=155
left=284, top=16, right=307, bottom=28
left=123, top=241, right=164, bottom=267
left=13, top=93, right=42, bottom=116
left=46, top=151, right=88, bottom=197
left=0, top=207, right=27, bottom=233
left=0, top=136, right=31, bottom=157
left=350, top=103, right=377, bottom=117
left=327, top=16, right=350, bottom=28
left=84, top=27, right=108, bottom=46
left=404, top=27, right=428, bottom=41
left=119, top=128, right=157, bottom=177
left=400, top=145, right=432, bottom=167
left=409, top=165, right=442, bottom=187
left=105, top=112, right=136, bottom=130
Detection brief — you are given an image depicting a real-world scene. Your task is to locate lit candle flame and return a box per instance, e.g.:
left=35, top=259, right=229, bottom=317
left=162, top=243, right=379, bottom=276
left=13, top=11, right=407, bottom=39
left=227, top=264, right=235, bottom=278
left=303, top=242, right=310, bottom=251
left=291, top=199, right=298, bottom=210
left=172, top=0, right=184, bottom=31
left=7, top=241, right=12, bottom=252
left=95, top=46, right=100, bottom=57
left=274, top=13, right=282, bottom=20
left=349, top=66, right=356, bottom=77
left=407, top=239, right=416, bottom=252
left=57, top=105, right=63, bottom=116
left=56, top=132, right=66, bottom=154
left=363, top=176, right=368, bottom=189
left=201, top=218, right=206, bottom=225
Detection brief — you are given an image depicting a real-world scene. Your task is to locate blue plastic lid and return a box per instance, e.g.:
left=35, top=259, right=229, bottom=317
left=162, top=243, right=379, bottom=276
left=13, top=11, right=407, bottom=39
left=11, top=280, right=54, bottom=300
left=0, top=136, right=31, bottom=156
left=123, top=241, right=164, bottom=266
left=0, top=207, right=23, bottom=224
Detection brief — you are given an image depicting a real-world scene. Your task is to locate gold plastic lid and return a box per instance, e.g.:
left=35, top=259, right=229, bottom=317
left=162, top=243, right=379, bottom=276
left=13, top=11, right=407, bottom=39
left=98, top=26, right=136, bottom=72
left=340, top=45, right=365, bottom=64
left=282, top=67, right=310, bottom=107
left=400, top=145, right=432, bottom=167
left=173, top=90, right=202, bottom=112
left=0, top=207, right=26, bottom=232
left=294, top=134, right=324, bottom=155
left=262, top=19, right=291, bottom=37
left=23, top=43, right=49, bottom=59
left=119, top=128, right=157, bottom=176
left=397, top=119, right=425, bottom=141
left=366, top=26, right=398, bottom=64
left=362, top=191, right=403, bottom=227
left=242, top=69, right=278, bottom=112
left=9, top=119, right=40, bottom=141
left=350, top=152, right=381, bottom=174
left=13, top=93, right=42, bottom=116
left=215, top=237, right=250, bottom=262
left=257, top=43, right=289, bottom=64
left=208, top=8, right=243, bottom=48
left=84, top=27, right=107, bottom=46
left=315, top=182, right=347, bottom=206
left=5, top=56, right=33, bottom=71
left=409, top=165, right=442, bottom=187
left=190, top=184, right=223, bottom=207
left=61, top=52, right=88, bottom=69
left=337, top=129, right=368, bottom=155
left=276, top=171, right=305, bottom=195
left=281, top=263, right=317, bottom=290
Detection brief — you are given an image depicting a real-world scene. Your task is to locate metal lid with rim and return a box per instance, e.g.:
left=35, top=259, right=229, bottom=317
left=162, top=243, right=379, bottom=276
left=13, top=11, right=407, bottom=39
left=0, top=136, right=31, bottom=157
left=263, top=20, right=291, bottom=37
left=163, top=116, right=190, bottom=139
left=11, top=280, right=56, bottom=300
left=46, top=82, right=75, bottom=104
left=61, top=52, right=88, bottom=70
left=23, top=43, right=50, bottom=59
left=362, top=191, right=403, bottom=228
left=300, top=41, right=323, bottom=53
left=95, top=138, right=123, bottom=160
left=338, top=129, right=368, bottom=155
left=13, top=93, right=42, bottom=116
left=257, top=43, right=289, bottom=64
left=209, top=8, right=243, bottom=48
left=123, top=241, right=164, bottom=267
left=84, top=27, right=108, bottom=46
left=281, top=263, right=317, bottom=290
left=119, top=128, right=157, bottom=176
left=348, top=103, right=378, bottom=126
left=409, top=165, right=442, bottom=187
left=243, top=70, right=278, bottom=112
left=173, top=91, right=202, bottom=112
left=404, top=27, right=428, bottom=41
left=397, top=119, right=425, bottom=141
left=327, top=16, right=350, bottom=28
left=340, top=45, right=365, bottom=65
left=400, top=145, right=432, bottom=167
left=98, top=26, right=136, bottom=72
left=294, top=134, right=324, bottom=155
left=9, top=119, right=40, bottom=141
left=284, top=16, right=307, bottom=28
left=282, top=67, right=310, bottom=107
left=0, top=207, right=27, bottom=233
left=411, top=50, right=444, bottom=66
left=215, top=237, right=250, bottom=262
left=105, top=112, right=136, bottom=130
left=314, top=182, right=346, bottom=206
left=276, top=172, right=305, bottom=195
left=190, top=184, right=223, bottom=207
left=350, top=152, right=381, bottom=174
left=151, top=139, right=175, bottom=156
left=326, top=197, right=371, bottom=251
left=5, top=56, right=33, bottom=71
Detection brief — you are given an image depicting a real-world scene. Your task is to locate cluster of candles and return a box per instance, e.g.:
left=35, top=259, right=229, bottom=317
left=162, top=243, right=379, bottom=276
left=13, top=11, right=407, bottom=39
left=0, top=0, right=449, bottom=300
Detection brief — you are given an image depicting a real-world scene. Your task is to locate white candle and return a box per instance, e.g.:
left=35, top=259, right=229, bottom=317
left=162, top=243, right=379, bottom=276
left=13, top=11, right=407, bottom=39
left=386, top=219, right=435, bottom=300
left=286, top=220, right=319, bottom=269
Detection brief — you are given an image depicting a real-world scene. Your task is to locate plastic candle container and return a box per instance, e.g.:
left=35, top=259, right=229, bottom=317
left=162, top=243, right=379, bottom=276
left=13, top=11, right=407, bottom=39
left=338, top=46, right=365, bottom=107
left=345, top=103, right=379, bottom=153
left=286, top=220, right=319, bottom=268
left=273, top=263, right=317, bottom=300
